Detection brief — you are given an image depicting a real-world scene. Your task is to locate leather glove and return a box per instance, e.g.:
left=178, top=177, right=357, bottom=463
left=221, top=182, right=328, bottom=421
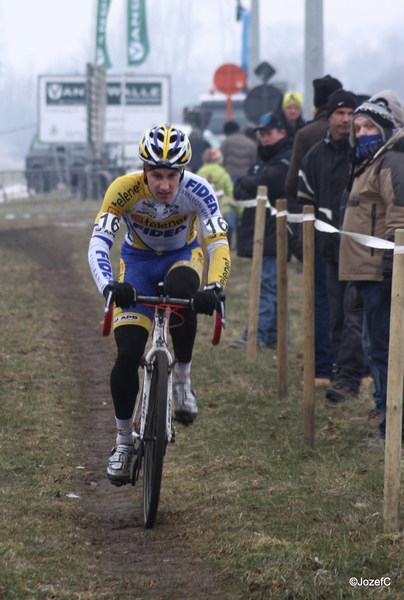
left=103, top=281, right=137, bottom=309
left=192, top=283, right=225, bottom=316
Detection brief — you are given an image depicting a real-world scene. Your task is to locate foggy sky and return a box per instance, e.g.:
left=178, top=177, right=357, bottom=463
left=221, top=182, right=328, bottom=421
left=1, top=0, right=403, bottom=167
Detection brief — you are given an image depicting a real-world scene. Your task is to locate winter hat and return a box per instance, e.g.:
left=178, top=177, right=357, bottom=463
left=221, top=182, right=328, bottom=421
left=202, top=147, right=223, bottom=164
left=312, top=75, right=343, bottom=108
left=282, top=91, right=303, bottom=111
left=254, top=111, right=285, bottom=131
left=369, top=89, right=403, bottom=125
left=326, top=89, right=358, bottom=118
left=349, top=100, right=395, bottom=147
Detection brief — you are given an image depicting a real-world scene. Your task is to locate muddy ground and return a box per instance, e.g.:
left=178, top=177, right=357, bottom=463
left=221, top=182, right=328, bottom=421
left=1, top=221, right=242, bottom=600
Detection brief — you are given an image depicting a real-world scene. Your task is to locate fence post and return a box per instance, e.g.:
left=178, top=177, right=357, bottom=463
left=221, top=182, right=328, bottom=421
left=303, top=205, right=315, bottom=447
left=247, top=186, right=267, bottom=363
left=276, top=198, right=288, bottom=398
left=383, top=229, right=404, bottom=533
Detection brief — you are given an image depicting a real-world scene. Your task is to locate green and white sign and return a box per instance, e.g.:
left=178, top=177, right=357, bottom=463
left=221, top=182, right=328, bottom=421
left=127, top=0, right=149, bottom=66
left=95, top=0, right=112, bottom=68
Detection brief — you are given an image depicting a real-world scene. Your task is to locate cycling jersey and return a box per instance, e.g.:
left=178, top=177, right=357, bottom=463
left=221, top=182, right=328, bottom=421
left=89, top=170, right=230, bottom=294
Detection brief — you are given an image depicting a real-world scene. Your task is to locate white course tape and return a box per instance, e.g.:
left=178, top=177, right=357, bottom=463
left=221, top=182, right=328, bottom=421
left=218, top=191, right=397, bottom=251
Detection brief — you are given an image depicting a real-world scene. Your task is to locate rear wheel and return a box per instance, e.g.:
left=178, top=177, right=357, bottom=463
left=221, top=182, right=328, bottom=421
left=142, top=350, right=168, bottom=528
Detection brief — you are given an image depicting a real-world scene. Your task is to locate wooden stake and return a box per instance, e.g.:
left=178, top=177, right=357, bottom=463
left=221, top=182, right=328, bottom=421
left=303, top=205, right=315, bottom=447
left=276, top=198, right=288, bottom=398
left=383, top=229, right=404, bottom=532
left=247, top=186, right=267, bottom=363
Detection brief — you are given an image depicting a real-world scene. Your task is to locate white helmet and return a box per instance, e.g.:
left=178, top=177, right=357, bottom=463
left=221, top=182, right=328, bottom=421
left=138, top=124, right=192, bottom=168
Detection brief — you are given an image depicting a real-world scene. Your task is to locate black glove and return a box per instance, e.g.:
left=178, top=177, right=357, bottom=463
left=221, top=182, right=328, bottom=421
left=103, top=281, right=137, bottom=309
left=192, top=283, right=225, bottom=316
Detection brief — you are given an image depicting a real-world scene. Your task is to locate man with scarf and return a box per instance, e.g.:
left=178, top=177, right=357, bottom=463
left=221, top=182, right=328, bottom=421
left=230, top=112, right=293, bottom=349
left=339, top=98, right=404, bottom=445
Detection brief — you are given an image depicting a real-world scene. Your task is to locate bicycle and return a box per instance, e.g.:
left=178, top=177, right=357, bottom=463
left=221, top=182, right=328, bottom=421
left=102, top=284, right=225, bottom=528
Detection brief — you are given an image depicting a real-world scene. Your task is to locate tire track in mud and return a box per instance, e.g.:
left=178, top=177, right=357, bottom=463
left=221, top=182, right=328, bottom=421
left=0, top=224, right=229, bottom=600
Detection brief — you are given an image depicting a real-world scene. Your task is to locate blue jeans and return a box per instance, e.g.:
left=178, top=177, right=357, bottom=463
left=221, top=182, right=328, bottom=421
left=243, top=255, right=278, bottom=346
left=357, top=280, right=403, bottom=440
left=315, top=249, right=335, bottom=379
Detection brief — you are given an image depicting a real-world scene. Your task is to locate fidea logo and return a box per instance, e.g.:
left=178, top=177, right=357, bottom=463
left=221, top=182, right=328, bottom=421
left=46, top=82, right=86, bottom=105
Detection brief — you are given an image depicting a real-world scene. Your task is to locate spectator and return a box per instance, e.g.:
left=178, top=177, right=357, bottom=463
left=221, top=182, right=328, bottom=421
left=196, top=148, right=236, bottom=227
left=282, top=91, right=305, bottom=139
left=220, top=121, right=257, bottom=179
left=297, top=89, right=366, bottom=403
left=220, top=120, right=257, bottom=248
left=187, top=127, right=211, bottom=173
left=285, top=74, right=343, bottom=386
left=244, top=126, right=258, bottom=143
left=229, top=111, right=293, bottom=349
left=339, top=98, right=404, bottom=445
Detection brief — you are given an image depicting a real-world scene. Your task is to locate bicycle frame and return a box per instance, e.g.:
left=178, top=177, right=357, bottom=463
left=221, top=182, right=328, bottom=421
left=135, top=303, right=177, bottom=445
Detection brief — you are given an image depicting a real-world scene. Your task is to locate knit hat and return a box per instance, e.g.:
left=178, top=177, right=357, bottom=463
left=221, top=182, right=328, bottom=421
left=202, top=147, right=223, bottom=164
left=326, top=89, right=358, bottom=118
left=282, top=91, right=303, bottom=111
left=312, top=75, right=343, bottom=108
left=254, top=111, right=285, bottom=131
left=349, top=100, right=395, bottom=147
left=369, top=89, right=403, bottom=125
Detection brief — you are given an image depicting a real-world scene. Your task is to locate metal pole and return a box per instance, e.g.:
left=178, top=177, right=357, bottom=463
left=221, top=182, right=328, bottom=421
left=248, top=0, right=260, bottom=88
left=304, top=0, right=324, bottom=120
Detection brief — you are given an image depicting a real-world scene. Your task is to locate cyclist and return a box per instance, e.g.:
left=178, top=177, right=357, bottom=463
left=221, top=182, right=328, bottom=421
left=88, top=124, right=231, bottom=485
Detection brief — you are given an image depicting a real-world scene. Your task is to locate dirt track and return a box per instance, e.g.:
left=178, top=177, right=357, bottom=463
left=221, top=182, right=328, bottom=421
left=0, top=221, right=237, bottom=600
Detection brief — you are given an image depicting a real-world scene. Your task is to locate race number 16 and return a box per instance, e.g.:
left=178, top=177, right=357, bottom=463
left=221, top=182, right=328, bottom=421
left=204, top=216, right=228, bottom=235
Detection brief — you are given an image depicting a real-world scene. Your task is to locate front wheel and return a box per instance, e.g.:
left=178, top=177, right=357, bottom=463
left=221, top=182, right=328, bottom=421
left=142, top=350, right=168, bottom=528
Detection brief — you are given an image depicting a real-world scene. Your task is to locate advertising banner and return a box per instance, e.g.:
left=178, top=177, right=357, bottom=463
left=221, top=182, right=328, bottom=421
left=95, top=0, right=112, bottom=68
left=38, top=75, right=170, bottom=144
left=127, top=0, right=149, bottom=66
left=105, top=76, right=169, bottom=143
left=38, top=76, right=87, bottom=143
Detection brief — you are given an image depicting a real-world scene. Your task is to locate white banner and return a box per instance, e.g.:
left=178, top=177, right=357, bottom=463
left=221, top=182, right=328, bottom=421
left=38, top=75, right=170, bottom=145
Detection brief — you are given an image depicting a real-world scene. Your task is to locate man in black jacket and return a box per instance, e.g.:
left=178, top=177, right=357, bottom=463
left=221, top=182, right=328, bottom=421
left=230, top=111, right=293, bottom=349
left=298, top=89, right=365, bottom=403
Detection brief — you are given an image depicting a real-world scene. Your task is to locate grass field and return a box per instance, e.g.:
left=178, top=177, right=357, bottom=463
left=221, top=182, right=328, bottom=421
left=0, top=195, right=404, bottom=599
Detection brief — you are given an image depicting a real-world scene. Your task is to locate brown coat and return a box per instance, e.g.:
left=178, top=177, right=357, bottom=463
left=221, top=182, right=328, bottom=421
left=339, top=129, right=404, bottom=281
left=285, top=105, right=329, bottom=198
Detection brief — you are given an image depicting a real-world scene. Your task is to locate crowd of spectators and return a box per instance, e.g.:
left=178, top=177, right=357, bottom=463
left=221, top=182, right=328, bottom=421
left=185, top=77, right=404, bottom=446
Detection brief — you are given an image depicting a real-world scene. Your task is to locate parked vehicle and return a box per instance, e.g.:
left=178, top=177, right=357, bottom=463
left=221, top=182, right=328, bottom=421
left=24, top=136, right=125, bottom=198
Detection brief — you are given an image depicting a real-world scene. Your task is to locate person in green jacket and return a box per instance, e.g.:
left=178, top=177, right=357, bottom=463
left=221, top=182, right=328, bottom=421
left=197, top=147, right=241, bottom=248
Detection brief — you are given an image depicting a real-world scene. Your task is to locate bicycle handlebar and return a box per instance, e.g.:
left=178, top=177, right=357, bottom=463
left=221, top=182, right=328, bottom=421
left=101, top=292, right=224, bottom=345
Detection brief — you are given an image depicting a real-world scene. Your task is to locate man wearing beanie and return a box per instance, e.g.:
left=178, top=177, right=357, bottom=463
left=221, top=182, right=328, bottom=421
left=298, top=89, right=366, bottom=403
left=282, top=91, right=305, bottom=139
left=285, top=75, right=342, bottom=198
left=339, top=98, right=404, bottom=445
left=285, top=74, right=342, bottom=386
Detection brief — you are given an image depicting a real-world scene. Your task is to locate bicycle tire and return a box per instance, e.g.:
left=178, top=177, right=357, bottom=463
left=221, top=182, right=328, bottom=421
left=142, top=350, right=168, bottom=528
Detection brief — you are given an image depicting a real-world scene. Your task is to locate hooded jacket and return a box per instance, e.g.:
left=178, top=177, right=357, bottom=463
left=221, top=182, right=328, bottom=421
left=234, top=135, right=293, bottom=257
left=339, top=129, right=404, bottom=281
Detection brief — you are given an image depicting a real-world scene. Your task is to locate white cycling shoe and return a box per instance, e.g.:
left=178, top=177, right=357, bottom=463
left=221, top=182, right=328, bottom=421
left=173, top=381, right=198, bottom=425
left=107, top=444, right=135, bottom=486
